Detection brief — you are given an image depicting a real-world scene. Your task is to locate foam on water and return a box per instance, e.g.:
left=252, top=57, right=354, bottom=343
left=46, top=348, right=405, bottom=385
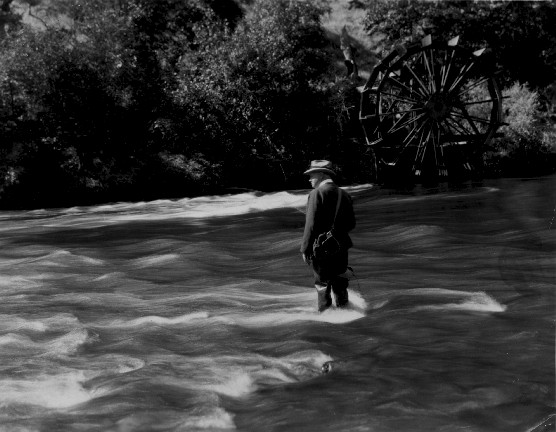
left=415, top=296, right=506, bottom=313
left=183, top=287, right=307, bottom=303
left=115, top=407, right=236, bottom=432
left=216, top=290, right=367, bottom=326
left=0, top=250, right=104, bottom=271
left=96, top=288, right=367, bottom=329
left=103, top=312, right=210, bottom=328
left=207, top=372, right=256, bottom=398
left=50, top=292, right=147, bottom=310
left=218, top=307, right=364, bottom=326
left=0, top=315, right=47, bottom=332
left=0, top=313, right=82, bottom=333
left=0, top=353, right=145, bottom=412
left=0, top=276, right=43, bottom=292
left=129, top=253, right=181, bottom=267
left=95, top=356, right=146, bottom=376
left=46, top=328, right=93, bottom=355
left=175, top=349, right=332, bottom=399
left=94, top=272, right=127, bottom=281
left=4, top=191, right=306, bottom=231
left=0, top=371, right=101, bottom=409
left=403, top=288, right=507, bottom=313
left=0, top=328, right=91, bottom=360
left=93, top=354, right=146, bottom=375
left=0, top=186, right=374, bottom=232
left=192, top=282, right=365, bottom=306
left=179, top=407, right=236, bottom=430
left=381, top=186, right=500, bottom=205
left=0, top=333, right=35, bottom=347
left=101, top=306, right=367, bottom=329
left=41, top=251, right=104, bottom=266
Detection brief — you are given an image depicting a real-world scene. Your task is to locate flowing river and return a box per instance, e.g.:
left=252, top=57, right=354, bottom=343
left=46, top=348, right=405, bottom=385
left=0, top=176, right=554, bottom=432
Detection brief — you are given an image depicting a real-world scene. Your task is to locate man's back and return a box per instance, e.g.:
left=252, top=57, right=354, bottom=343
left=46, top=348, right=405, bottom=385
left=300, top=182, right=355, bottom=256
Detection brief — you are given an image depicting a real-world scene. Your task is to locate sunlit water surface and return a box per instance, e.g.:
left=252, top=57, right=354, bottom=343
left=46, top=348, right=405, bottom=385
left=0, top=176, right=554, bottom=432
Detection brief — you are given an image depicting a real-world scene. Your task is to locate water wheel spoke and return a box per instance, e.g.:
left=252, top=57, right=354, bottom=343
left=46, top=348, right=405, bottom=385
left=403, top=120, right=427, bottom=145
left=460, top=98, right=497, bottom=107
left=385, top=74, right=425, bottom=101
left=434, top=128, right=449, bottom=176
left=450, top=108, right=491, bottom=127
left=447, top=62, right=473, bottom=92
left=440, top=49, right=457, bottom=91
left=414, top=124, right=430, bottom=166
left=379, top=90, right=421, bottom=105
left=446, top=116, right=474, bottom=136
left=431, top=48, right=446, bottom=93
left=382, top=102, right=410, bottom=128
left=431, top=124, right=440, bottom=173
left=387, top=112, right=427, bottom=135
left=452, top=107, right=482, bottom=136
left=387, top=120, right=428, bottom=166
left=411, top=128, right=427, bottom=173
left=413, top=124, right=432, bottom=175
left=440, top=116, right=480, bottom=144
left=444, top=115, right=473, bottom=136
left=378, top=107, right=423, bottom=117
left=438, top=122, right=465, bottom=144
left=439, top=133, right=479, bottom=144
left=457, top=77, right=491, bottom=98
left=403, top=62, right=431, bottom=97
left=447, top=61, right=476, bottom=94
left=421, top=49, right=436, bottom=93
left=436, top=127, right=448, bottom=175
left=381, top=95, right=402, bottom=117
left=431, top=49, right=444, bottom=93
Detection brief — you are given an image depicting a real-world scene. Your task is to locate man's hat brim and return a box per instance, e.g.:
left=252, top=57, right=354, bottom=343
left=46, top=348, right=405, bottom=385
left=303, top=167, right=336, bottom=176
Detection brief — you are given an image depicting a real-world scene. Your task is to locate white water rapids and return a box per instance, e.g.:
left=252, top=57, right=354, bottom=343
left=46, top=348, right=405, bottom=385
left=0, top=177, right=554, bottom=431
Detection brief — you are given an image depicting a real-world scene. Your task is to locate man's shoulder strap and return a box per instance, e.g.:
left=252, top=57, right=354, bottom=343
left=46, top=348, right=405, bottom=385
left=332, top=188, right=342, bottom=228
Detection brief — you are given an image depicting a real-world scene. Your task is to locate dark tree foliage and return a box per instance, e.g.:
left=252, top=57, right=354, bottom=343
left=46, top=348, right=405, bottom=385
left=173, top=0, right=339, bottom=189
left=0, top=0, right=365, bottom=208
left=0, top=0, right=239, bottom=207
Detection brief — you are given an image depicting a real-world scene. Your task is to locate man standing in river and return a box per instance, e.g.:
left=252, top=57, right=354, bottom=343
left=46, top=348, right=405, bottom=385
left=300, top=160, right=356, bottom=312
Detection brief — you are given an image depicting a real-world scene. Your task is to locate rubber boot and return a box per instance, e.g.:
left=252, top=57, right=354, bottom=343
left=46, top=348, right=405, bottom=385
left=316, top=284, right=332, bottom=312
left=332, top=276, right=349, bottom=308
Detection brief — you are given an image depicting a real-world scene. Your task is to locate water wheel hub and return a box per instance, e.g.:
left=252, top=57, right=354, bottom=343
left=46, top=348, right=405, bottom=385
left=425, top=94, right=450, bottom=121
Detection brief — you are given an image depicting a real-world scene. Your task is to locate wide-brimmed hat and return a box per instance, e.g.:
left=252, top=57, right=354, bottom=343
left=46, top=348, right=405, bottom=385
left=303, top=160, right=336, bottom=176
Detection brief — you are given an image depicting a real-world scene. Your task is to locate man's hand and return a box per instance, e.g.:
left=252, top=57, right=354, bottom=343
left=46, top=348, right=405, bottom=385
left=302, top=253, right=312, bottom=265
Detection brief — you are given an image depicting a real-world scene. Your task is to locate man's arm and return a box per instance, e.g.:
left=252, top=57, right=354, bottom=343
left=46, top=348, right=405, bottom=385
left=300, top=189, right=319, bottom=257
left=344, top=192, right=356, bottom=232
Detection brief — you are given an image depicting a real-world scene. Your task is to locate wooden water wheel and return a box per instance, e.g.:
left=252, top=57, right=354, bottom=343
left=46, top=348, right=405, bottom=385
left=360, top=35, right=503, bottom=180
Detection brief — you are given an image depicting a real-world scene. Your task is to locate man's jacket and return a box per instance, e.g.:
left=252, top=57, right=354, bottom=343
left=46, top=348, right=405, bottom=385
left=300, top=182, right=356, bottom=256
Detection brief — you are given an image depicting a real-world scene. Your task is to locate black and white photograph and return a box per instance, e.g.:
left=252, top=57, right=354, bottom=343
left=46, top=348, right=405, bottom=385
left=0, top=1, right=554, bottom=431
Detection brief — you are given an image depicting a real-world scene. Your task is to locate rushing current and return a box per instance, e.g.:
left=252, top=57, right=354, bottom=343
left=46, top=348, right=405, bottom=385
left=0, top=176, right=554, bottom=432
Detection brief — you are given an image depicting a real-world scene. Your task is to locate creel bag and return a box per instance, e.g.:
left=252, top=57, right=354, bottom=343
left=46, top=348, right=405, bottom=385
left=313, top=230, right=341, bottom=259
